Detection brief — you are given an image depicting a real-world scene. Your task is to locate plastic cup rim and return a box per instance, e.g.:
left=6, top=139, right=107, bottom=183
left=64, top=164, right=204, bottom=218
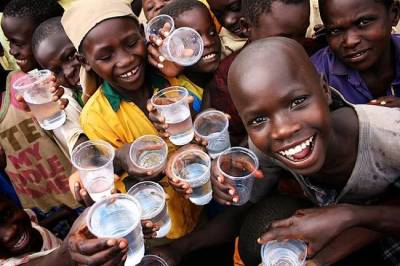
left=13, top=69, right=52, bottom=91
left=261, top=239, right=307, bottom=265
left=217, top=147, right=259, bottom=180
left=139, top=255, right=169, bottom=266
left=145, top=14, right=175, bottom=41
left=71, top=140, right=115, bottom=172
left=171, top=149, right=211, bottom=184
left=151, top=86, right=189, bottom=109
left=127, top=181, right=166, bottom=219
left=129, top=135, right=168, bottom=170
left=193, top=110, right=229, bottom=139
left=86, top=194, right=142, bottom=238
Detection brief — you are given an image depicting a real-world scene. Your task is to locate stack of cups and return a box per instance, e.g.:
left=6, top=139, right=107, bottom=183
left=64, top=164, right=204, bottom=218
left=128, top=181, right=171, bottom=238
left=86, top=194, right=145, bottom=266
left=261, top=239, right=307, bottom=266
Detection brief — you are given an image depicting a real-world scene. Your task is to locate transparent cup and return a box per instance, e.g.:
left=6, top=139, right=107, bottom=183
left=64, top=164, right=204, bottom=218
left=87, top=194, right=144, bottom=266
left=129, top=135, right=168, bottom=174
left=172, top=149, right=212, bottom=205
left=159, top=27, right=204, bottom=66
left=13, top=69, right=66, bottom=130
left=151, top=86, right=194, bottom=146
left=71, top=140, right=115, bottom=202
left=145, top=14, right=175, bottom=42
left=128, top=181, right=171, bottom=238
left=137, top=255, right=168, bottom=266
left=194, top=110, right=231, bottom=159
left=217, top=147, right=259, bottom=206
left=261, top=239, right=307, bottom=266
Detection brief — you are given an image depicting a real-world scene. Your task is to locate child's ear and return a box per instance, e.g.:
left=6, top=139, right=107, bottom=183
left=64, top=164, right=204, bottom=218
left=390, top=1, right=400, bottom=27
left=239, top=17, right=251, bottom=38
left=76, top=53, right=91, bottom=72
left=320, top=74, right=332, bottom=105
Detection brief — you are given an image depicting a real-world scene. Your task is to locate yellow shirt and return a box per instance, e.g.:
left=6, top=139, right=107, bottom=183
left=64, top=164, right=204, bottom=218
left=80, top=81, right=202, bottom=239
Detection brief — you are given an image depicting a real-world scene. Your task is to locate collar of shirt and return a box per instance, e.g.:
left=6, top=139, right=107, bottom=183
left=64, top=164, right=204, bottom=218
left=101, top=81, right=121, bottom=112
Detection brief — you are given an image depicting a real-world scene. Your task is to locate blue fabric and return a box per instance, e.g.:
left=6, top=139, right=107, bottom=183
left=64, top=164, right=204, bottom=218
left=0, top=170, right=20, bottom=207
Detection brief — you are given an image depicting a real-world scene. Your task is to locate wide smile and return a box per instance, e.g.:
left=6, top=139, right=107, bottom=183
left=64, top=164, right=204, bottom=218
left=344, top=49, right=370, bottom=63
left=201, top=52, right=218, bottom=63
left=15, top=58, right=28, bottom=66
left=277, top=135, right=315, bottom=162
left=118, top=64, right=142, bottom=81
left=8, top=229, right=30, bottom=253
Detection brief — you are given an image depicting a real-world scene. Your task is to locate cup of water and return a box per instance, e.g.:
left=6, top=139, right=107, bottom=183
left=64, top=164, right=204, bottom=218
left=13, top=69, right=66, bottom=130
left=159, top=27, right=204, bottom=66
left=145, top=14, right=175, bottom=42
left=217, top=147, right=259, bottom=206
left=194, top=110, right=231, bottom=159
left=172, top=149, right=212, bottom=205
left=151, top=86, right=194, bottom=146
left=128, top=181, right=171, bottom=238
left=137, top=255, right=168, bottom=266
left=71, top=140, right=115, bottom=202
left=86, top=194, right=145, bottom=266
left=261, top=239, right=307, bottom=266
left=129, top=135, right=168, bottom=175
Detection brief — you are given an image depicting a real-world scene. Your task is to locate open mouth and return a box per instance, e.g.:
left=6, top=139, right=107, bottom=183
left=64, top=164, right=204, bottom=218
left=9, top=229, right=30, bottom=252
left=119, top=64, right=141, bottom=80
left=277, top=135, right=315, bottom=162
left=15, top=59, right=28, bottom=65
left=201, top=52, right=217, bottom=62
left=345, top=49, right=369, bottom=61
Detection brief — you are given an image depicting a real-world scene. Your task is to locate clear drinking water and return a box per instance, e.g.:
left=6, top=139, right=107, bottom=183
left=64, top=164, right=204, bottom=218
left=13, top=69, right=66, bottom=130
left=145, top=14, right=175, bottom=42
left=138, top=150, right=165, bottom=168
left=84, top=172, right=114, bottom=202
left=172, top=150, right=212, bottom=206
left=261, top=240, right=307, bottom=266
left=87, top=195, right=145, bottom=266
left=128, top=182, right=171, bottom=238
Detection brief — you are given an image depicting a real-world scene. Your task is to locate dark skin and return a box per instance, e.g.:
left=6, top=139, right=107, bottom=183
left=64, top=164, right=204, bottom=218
left=322, top=0, right=400, bottom=107
left=207, top=0, right=246, bottom=37
left=142, top=0, right=176, bottom=21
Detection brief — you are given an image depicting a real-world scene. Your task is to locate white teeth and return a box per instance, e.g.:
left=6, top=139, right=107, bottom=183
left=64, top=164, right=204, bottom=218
left=14, top=232, right=27, bottom=249
left=16, top=59, right=27, bottom=64
left=202, top=53, right=216, bottom=61
left=119, top=65, right=140, bottom=79
left=278, top=136, right=314, bottom=157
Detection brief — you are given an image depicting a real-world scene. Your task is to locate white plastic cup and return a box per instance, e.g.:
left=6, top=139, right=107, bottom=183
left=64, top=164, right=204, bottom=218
left=87, top=194, right=144, bottom=266
left=194, top=110, right=231, bottom=159
left=261, top=239, right=307, bottom=266
left=129, top=135, right=168, bottom=174
left=172, top=149, right=212, bottom=205
left=137, top=255, right=168, bottom=266
left=128, top=181, right=171, bottom=238
left=71, top=140, right=115, bottom=202
left=145, top=14, right=175, bottom=42
left=151, top=86, right=194, bottom=146
left=217, top=147, right=259, bottom=206
left=159, top=27, right=204, bottom=66
left=13, top=69, right=66, bottom=130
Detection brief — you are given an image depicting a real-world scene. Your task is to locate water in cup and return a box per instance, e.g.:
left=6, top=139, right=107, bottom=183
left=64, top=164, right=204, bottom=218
left=87, top=195, right=145, bottom=266
left=137, top=150, right=165, bottom=168
left=261, top=240, right=307, bottom=266
left=129, top=182, right=171, bottom=238
left=84, top=171, right=114, bottom=201
left=165, top=105, right=194, bottom=146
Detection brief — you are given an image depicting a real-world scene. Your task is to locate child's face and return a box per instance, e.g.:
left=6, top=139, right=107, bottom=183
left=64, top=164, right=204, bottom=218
left=81, top=17, right=147, bottom=92
left=323, top=0, right=399, bottom=71
left=143, top=0, right=176, bottom=21
left=0, top=198, right=34, bottom=257
left=175, top=7, right=222, bottom=73
left=207, top=0, right=245, bottom=37
left=249, top=1, right=310, bottom=45
left=1, top=16, right=39, bottom=73
left=34, top=32, right=81, bottom=90
left=229, top=50, right=332, bottom=176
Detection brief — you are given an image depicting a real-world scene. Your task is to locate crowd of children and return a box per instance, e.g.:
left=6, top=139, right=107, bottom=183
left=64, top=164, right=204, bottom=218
left=0, top=0, right=399, bottom=265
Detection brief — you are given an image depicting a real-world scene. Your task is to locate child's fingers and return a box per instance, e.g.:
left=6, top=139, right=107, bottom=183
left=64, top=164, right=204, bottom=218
left=149, top=35, right=163, bottom=47
left=148, top=53, right=164, bottom=69
left=80, top=189, right=94, bottom=207
left=187, top=95, right=194, bottom=104
left=58, top=98, right=69, bottom=110
left=16, top=95, right=31, bottom=112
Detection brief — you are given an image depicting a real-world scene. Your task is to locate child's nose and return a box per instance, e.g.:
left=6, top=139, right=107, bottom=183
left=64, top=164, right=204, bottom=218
left=343, top=29, right=361, bottom=48
left=270, top=116, right=301, bottom=141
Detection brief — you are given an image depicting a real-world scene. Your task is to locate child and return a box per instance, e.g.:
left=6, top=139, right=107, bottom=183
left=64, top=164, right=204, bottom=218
left=61, top=0, right=202, bottom=246
left=224, top=37, right=400, bottom=265
left=312, top=0, right=400, bottom=107
left=142, top=0, right=177, bottom=21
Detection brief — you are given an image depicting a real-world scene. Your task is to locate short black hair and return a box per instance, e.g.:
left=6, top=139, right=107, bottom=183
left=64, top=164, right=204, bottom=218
left=3, top=0, right=64, bottom=26
left=32, top=16, right=65, bottom=54
left=242, top=0, right=307, bottom=26
left=159, top=0, right=209, bottom=21
left=239, top=194, right=312, bottom=266
left=319, top=0, right=394, bottom=22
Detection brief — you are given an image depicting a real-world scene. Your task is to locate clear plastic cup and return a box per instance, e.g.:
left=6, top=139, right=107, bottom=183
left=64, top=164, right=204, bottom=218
left=194, top=110, right=231, bottom=159
left=137, top=255, right=168, bottom=266
left=261, top=239, right=307, bottom=266
left=159, top=27, right=204, bottom=66
left=172, top=149, right=212, bottom=205
left=151, top=86, right=194, bottom=146
left=217, top=147, right=259, bottom=206
left=87, top=194, right=144, bottom=266
left=129, top=135, right=168, bottom=174
left=128, top=181, right=171, bottom=238
left=145, top=14, right=175, bottom=42
left=71, top=140, right=115, bottom=202
left=13, top=69, right=66, bottom=130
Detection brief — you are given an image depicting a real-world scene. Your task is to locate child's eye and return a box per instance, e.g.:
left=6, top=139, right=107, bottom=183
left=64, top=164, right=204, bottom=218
left=97, top=54, right=111, bottom=61
left=358, top=18, right=373, bottom=27
left=328, top=28, right=342, bottom=36
left=127, top=40, right=138, bottom=48
left=250, top=117, right=268, bottom=126
left=209, top=30, right=216, bottom=36
left=229, top=1, right=241, bottom=12
left=290, top=96, right=307, bottom=109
